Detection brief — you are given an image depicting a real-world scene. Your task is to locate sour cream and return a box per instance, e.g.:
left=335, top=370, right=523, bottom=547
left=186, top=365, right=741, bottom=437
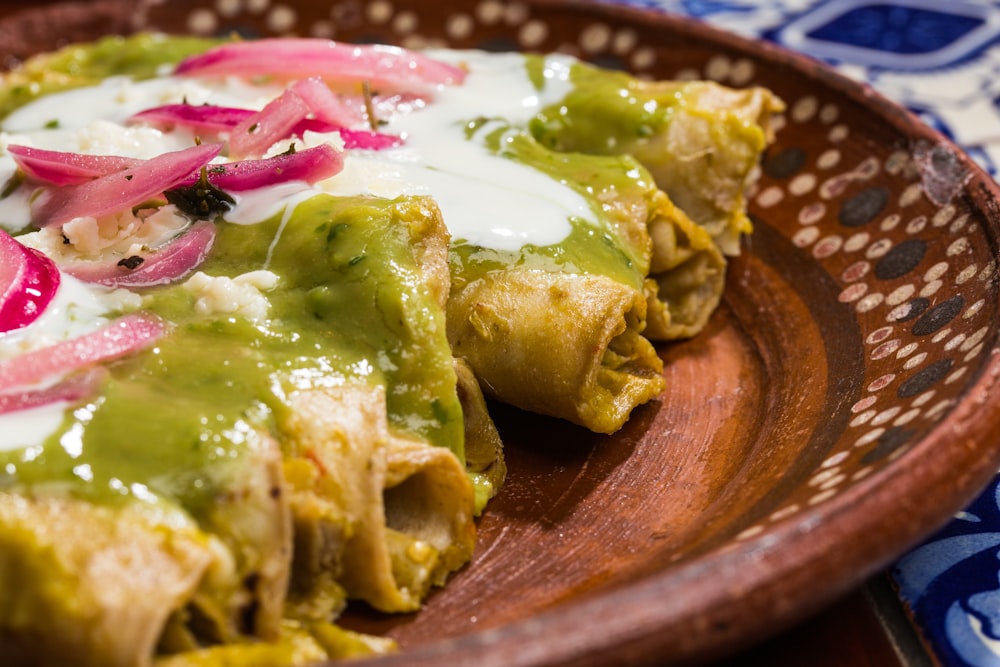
left=1, top=49, right=589, bottom=251
left=320, top=51, right=587, bottom=249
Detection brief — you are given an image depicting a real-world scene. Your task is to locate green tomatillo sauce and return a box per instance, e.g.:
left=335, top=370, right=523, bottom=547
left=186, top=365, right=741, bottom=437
left=0, top=195, right=462, bottom=517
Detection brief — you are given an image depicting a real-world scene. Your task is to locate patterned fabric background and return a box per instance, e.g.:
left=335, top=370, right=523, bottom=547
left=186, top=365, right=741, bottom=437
left=609, top=2, right=1000, bottom=665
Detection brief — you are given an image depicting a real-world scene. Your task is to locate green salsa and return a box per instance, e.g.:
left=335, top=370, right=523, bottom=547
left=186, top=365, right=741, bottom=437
left=0, top=33, right=220, bottom=118
left=448, top=122, right=658, bottom=292
left=0, top=195, right=462, bottom=516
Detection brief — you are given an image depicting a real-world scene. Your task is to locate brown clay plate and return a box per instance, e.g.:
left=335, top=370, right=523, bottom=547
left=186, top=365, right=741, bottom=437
left=5, top=0, right=1000, bottom=665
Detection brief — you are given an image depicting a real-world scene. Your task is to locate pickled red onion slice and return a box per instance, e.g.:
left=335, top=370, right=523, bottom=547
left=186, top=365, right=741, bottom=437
left=290, top=118, right=402, bottom=149
left=335, top=127, right=402, bottom=150
left=174, top=38, right=466, bottom=91
left=128, top=103, right=255, bottom=134
left=131, top=103, right=400, bottom=153
left=10, top=142, right=342, bottom=201
left=190, top=144, right=343, bottom=191
left=0, top=230, right=61, bottom=335
left=289, top=77, right=366, bottom=127
left=30, top=143, right=222, bottom=228
left=226, top=82, right=407, bottom=157
left=229, top=88, right=310, bottom=159
left=0, top=367, right=107, bottom=414
left=0, top=313, right=166, bottom=391
left=8, top=145, right=141, bottom=186
left=61, top=221, right=216, bottom=287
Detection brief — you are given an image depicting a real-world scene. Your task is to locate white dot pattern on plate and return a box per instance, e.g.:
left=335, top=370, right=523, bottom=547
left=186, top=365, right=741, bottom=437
left=841, top=260, right=869, bottom=282
left=188, top=8, right=218, bottom=33
left=844, top=232, right=870, bottom=252
left=730, top=75, right=998, bottom=536
left=579, top=22, right=612, bottom=52
left=447, top=13, right=475, bottom=39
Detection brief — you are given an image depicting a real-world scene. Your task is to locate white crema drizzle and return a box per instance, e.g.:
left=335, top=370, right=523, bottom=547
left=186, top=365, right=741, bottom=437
left=2, top=50, right=587, bottom=250
left=320, top=51, right=587, bottom=249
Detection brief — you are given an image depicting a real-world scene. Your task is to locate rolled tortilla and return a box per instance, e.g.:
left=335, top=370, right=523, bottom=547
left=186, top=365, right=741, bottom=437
left=280, top=384, right=475, bottom=615
left=246, top=194, right=482, bottom=615
left=0, top=191, right=483, bottom=663
left=454, top=356, right=507, bottom=511
left=0, top=494, right=218, bottom=667
left=529, top=61, right=784, bottom=255
left=153, top=620, right=395, bottom=667
left=0, top=433, right=291, bottom=667
left=643, top=189, right=727, bottom=340
left=445, top=129, right=728, bottom=431
left=448, top=267, right=664, bottom=434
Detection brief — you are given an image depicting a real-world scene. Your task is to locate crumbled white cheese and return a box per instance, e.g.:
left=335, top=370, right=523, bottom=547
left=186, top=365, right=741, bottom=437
left=76, top=119, right=189, bottom=158
left=154, top=75, right=284, bottom=111
left=182, top=270, right=279, bottom=322
left=19, top=205, right=190, bottom=260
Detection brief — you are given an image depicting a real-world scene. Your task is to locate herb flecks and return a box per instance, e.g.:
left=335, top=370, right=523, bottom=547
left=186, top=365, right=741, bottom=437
left=117, top=255, right=145, bottom=270
left=362, top=80, right=379, bottom=132
left=164, top=167, right=235, bottom=220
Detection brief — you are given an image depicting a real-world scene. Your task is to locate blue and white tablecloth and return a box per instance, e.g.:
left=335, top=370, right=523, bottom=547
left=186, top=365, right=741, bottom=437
left=614, top=2, right=1000, bottom=665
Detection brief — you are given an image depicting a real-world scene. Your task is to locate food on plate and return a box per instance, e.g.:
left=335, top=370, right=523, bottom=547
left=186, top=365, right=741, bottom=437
left=0, top=32, right=781, bottom=666
left=529, top=62, right=782, bottom=256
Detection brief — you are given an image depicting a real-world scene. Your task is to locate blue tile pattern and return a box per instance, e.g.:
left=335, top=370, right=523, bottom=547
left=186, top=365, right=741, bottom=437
left=776, top=1, right=1000, bottom=69
left=893, top=484, right=1000, bottom=667
left=803, top=6, right=983, bottom=55
left=607, top=1, right=1000, bottom=665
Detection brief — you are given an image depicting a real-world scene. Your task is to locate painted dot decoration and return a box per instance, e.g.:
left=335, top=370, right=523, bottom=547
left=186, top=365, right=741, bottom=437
left=871, top=339, right=900, bottom=360
left=828, top=124, right=850, bottom=142
left=793, top=226, right=821, bottom=248
left=887, top=284, right=915, bottom=305
left=841, top=260, right=869, bottom=282
left=188, top=8, right=218, bottom=33
left=446, top=13, right=475, bottom=39
left=856, top=292, right=885, bottom=313
left=798, top=202, right=826, bottom=225
left=519, top=19, right=548, bottom=47
left=719, top=59, right=996, bottom=533
left=580, top=22, right=612, bottom=52
left=912, top=295, right=963, bottom=336
left=763, top=148, right=806, bottom=179
left=839, top=187, right=889, bottom=227
left=216, top=0, right=241, bottom=16
left=816, top=151, right=840, bottom=172
left=789, top=173, right=817, bottom=196
left=874, top=239, right=927, bottom=280
left=839, top=283, right=867, bottom=303
left=844, top=233, right=871, bottom=253
left=755, top=185, right=784, bottom=208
